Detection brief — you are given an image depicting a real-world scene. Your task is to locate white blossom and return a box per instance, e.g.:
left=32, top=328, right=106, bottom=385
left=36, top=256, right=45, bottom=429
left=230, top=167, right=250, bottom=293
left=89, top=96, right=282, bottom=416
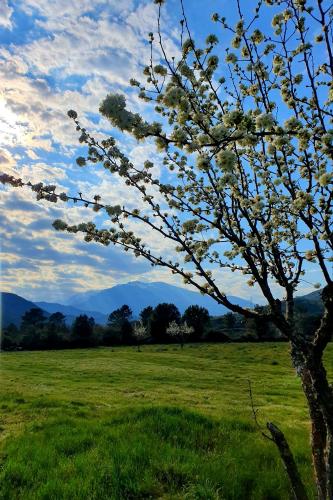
left=216, top=150, right=236, bottom=171
left=133, top=322, right=148, bottom=341
left=255, top=113, right=275, bottom=131
left=196, top=153, right=211, bottom=171
left=319, top=173, right=332, bottom=187
left=162, top=87, right=186, bottom=108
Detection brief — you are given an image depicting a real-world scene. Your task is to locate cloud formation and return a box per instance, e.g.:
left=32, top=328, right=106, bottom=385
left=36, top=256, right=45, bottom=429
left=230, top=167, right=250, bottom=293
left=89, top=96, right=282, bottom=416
left=0, top=1, right=166, bottom=300
left=0, top=1, right=13, bottom=29
left=0, top=0, right=323, bottom=304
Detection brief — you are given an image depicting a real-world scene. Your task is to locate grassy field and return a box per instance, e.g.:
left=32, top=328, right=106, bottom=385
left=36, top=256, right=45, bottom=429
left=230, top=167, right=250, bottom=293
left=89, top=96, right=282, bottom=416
left=0, top=343, right=332, bottom=499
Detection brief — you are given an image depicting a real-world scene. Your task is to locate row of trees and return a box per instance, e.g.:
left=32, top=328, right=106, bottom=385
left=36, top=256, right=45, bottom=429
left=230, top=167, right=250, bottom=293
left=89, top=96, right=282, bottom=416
left=1, top=308, right=95, bottom=350
left=1, top=303, right=209, bottom=351
left=105, top=303, right=209, bottom=348
left=2, top=301, right=320, bottom=351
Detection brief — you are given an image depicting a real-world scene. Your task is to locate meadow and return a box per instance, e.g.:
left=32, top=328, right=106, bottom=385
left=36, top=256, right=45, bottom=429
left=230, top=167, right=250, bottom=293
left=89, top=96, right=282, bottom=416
left=0, top=343, right=332, bottom=499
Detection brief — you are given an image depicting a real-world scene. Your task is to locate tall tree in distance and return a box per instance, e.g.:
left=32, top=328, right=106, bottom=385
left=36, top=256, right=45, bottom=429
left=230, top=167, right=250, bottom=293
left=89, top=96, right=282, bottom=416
left=149, top=303, right=181, bottom=342
left=108, top=305, right=133, bottom=344
left=20, top=308, right=47, bottom=349
left=139, top=306, right=154, bottom=328
left=72, top=315, right=95, bottom=347
left=224, top=313, right=237, bottom=332
left=1, top=323, right=19, bottom=350
left=108, top=305, right=132, bottom=326
left=182, top=305, right=210, bottom=340
left=21, top=308, right=46, bottom=328
left=2, top=0, right=333, bottom=496
left=47, top=312, right=68, bottom=348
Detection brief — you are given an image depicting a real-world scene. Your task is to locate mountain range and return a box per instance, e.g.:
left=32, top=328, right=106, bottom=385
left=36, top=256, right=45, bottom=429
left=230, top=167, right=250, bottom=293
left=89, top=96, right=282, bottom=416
left=65, top=281, right=253, bottom=317
left=0, top=293, right=107, bottom=327
left=1, top=281, right=323, bottom=328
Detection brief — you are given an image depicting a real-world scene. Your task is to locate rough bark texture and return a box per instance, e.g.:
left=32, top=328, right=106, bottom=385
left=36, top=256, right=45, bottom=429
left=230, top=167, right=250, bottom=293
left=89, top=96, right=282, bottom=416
left=301, top=369, right=327, bottom=499
left=267, top=422, right=309, bottom=500
left=295, top=285, right=333, bottom=499
left=311, top=362, right=333, bottom=500
left=326, top=429, right=333, bottom=499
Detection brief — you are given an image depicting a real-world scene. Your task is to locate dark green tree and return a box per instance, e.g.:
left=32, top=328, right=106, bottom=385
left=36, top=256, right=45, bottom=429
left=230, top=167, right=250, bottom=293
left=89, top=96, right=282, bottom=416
left=224, top=312, right=237, bottom=331
left=49, top=312, right=67, bottom=327
left=108, top=305, right=133, bottom=344
left=46, top=312, right=68, bottom=348
left=21, top=307, right=46, bottom=328
left=20, top=307, right=47, bottom=349
left=182, top=305, right=210, bottom=340
left=1, top=323, right=19, bottom=350
left=139, top=306, right=153, bottom=327
left=108, top=305, right=132, bottom=325
left=72, top=314, right=95, bottom=347
left=150, top=303, right=181, bottom=342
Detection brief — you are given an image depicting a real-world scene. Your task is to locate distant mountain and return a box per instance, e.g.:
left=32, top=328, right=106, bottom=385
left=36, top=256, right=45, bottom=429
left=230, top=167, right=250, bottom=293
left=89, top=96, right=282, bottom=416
left=35, top=301, right=107, bottom=325
left=66, top=281, right=254, bottom=317
left=294, top=289, right=323, bottom=315
left=1, top=293, right=106, bottom=328
left=1, top=293, right=47, bottom=327
left=1, top=285, right=324, bottom=330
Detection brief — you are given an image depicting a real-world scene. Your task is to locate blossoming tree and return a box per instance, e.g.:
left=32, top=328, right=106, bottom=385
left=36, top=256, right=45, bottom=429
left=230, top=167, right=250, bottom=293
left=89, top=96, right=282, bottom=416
left=1, top=0, right=333, bottom=497
left=166, top=320, right=193, bottom=348
left=133, top=321, right=149, bottom=351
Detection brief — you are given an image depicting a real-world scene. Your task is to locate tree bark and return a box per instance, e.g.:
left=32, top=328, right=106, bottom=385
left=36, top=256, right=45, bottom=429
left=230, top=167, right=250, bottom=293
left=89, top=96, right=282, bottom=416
left=309, top=361, right=333, bottom=500
left=300, top=368, right=327, bottom=499
left=326, top=428, right=333, bottom=499
left=290, top=284, right=333, bottom=499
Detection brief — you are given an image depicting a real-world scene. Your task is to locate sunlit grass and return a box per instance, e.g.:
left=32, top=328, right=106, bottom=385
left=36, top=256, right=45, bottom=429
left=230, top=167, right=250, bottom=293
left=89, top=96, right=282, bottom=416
left=1, top=343, right=332, bottom=499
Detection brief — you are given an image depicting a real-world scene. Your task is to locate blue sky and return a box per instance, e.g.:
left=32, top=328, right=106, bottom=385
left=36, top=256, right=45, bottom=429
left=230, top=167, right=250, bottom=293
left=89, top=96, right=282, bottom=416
left=0, top=0, right=325, bottom=303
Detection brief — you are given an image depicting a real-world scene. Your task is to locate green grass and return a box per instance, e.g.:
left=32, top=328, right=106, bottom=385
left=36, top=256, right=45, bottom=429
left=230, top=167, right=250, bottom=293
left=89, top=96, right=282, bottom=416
left=0, top=343, right=332, bottom=499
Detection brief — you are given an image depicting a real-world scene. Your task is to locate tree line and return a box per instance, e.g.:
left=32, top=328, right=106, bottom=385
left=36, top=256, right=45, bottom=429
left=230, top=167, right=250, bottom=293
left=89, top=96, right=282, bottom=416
left=1, top=301, right=320, bottom=351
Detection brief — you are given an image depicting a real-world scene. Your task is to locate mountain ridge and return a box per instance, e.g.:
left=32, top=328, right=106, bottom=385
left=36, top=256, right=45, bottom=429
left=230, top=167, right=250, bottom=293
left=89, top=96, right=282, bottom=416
left=35, top=301, right=107, bottom=325
left=1, top=293, right=105, bottom=328
left=1, top=293, right=49, bottom=327
left=1, top=282, right=324, bottom=328
left=65, top=281, right=253, bottom=317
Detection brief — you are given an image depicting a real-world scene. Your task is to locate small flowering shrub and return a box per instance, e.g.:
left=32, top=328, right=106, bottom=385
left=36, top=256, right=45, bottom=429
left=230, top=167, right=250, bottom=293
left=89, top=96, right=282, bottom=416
left=166, top=321, right=194, bottom=347
left=133, top=322, right=149, bottom=350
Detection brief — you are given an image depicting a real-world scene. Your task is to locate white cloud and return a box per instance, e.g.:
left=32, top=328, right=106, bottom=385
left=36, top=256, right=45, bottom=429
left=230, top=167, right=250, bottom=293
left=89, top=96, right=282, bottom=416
left=0, top=1, right=13, bottom=29
left=0, top=148, right=16, bottom=169
left=21, top=0, right=134, bottom=20
left=0, top=1, right=175, bottom=160
left=20, top=162, right=68, bottom=183
left=1, top=0, right=321, bottom=303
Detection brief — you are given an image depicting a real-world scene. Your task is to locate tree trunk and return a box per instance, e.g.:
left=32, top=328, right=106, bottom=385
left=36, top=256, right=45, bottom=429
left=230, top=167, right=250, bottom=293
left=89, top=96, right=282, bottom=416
left=289, top=284, right=333, bottom=499
left=326, top=428, right=333, bottom=498
left=267, top=285, right=333, bottom=499
left=284, top=347, right=333, bottom=500
left=300, top=368, right=328, bottom=499
left=308, top=361, right=333, bottom=500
